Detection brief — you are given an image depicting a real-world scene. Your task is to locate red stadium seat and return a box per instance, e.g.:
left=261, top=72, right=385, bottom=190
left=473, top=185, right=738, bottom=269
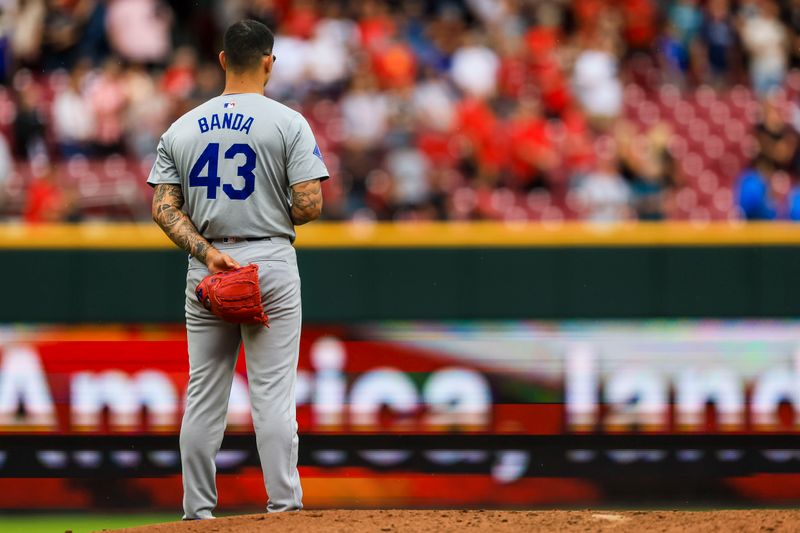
left=709, top=101, right=731, bottom=127
left=688, top=119, right=710, bottom=144
left=689, top=206, right=711, bottom=221
left=723, top=119, right=746, bottom=143
left=451, top=186, right=477, bottom=218
left=658, top=84, right=681, bottom=108
left=539, top=205, right=564, bottom=223
left=729, top=85, right=753, bottom=109
left=668, top=134, right=689, bottom=159
left=636, top=101, right=660, bottom=126
left=489, top=187, right=516, bottom=215
left=672, top=100, right=695, bottom=125
left=744, top=101, right=761, bottom=125
left=681, top=152, right=704, bottom=179
left=526, top=189, right=552, bottom=212
left=702, top=135, right=725, bottom=160
left=698, top=170, right=720, bottom=195
left=624, top=83, right=646, bottom=110
left=694, top=85, right=717, bottom=109
left=675, top=187, right=698, bottom=211
left=503, top=205, right=529, bottom=222
left=712, top=187, right=734, bottom=213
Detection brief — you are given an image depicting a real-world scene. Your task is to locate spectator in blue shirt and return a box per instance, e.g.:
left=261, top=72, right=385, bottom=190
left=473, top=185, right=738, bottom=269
left=737, top=157, right=777, bottom=220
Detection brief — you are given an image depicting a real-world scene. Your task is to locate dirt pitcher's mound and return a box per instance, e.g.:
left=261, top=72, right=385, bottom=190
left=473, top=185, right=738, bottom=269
left=111, top=509, right=800, bottom=533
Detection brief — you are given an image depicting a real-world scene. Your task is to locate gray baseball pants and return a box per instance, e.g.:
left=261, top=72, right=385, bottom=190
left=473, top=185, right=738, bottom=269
left=180, top=237, right=303, bottom=518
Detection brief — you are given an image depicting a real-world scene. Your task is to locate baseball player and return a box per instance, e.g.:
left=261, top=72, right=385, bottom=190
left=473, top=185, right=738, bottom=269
left=148, top=20, right=328, bottom=518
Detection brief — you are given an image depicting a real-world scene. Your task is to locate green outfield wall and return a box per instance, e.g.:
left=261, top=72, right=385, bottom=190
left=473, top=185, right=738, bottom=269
left=2, top=222, right=799, bottom=322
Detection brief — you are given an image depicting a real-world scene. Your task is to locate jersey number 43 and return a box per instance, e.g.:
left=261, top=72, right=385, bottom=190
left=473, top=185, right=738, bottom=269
left=189, top=143, right=256, bottom=200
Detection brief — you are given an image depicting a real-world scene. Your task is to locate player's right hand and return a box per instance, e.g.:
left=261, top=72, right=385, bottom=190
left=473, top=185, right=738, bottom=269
left=205, top=248, right=241, bottom=274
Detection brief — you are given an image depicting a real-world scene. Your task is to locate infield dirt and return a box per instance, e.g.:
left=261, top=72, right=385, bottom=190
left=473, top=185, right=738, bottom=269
left=110, top=509, right=800, bottom=532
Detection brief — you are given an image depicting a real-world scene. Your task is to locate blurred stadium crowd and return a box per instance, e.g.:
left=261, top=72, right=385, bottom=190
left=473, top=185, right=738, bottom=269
left=1, top=0, right=800, bottom=223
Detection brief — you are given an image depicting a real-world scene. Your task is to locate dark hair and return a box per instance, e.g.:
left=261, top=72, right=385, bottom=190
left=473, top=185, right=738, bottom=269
left=223, top=20, right=275, bottom=72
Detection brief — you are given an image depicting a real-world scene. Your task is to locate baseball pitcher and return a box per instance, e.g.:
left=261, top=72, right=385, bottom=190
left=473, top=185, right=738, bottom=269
left=148, top=20, right=328, bottom=518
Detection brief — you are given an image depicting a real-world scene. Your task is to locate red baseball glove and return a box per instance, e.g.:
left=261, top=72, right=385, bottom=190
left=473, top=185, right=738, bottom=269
left=195, top=263, right=269, bottom=326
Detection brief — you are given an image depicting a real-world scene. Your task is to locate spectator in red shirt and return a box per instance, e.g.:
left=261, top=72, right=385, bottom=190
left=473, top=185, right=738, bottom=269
left=372, top=40, right=417, bottom=90
left=24, top=165, right=73, bottom=223
left=281, top=0, right=318, bottom=39
left=455, top=97, right=507, bottom=178
left=525, top=25, right=570, bottom=116
left=357, top=0, right=396, bottom=52
left=621, top=0, right=658, bottom=53
left=507, top=94, right=558, bottom=191
left=162, top=46, right=197, bottom=99
left=497, top=36, right=529, bottom=100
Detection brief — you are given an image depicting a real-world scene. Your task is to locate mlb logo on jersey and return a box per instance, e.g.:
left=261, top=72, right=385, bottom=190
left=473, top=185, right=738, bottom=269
left=223, top=101, right=236, bottom=109
left=313, top=144, right=323, bottom=161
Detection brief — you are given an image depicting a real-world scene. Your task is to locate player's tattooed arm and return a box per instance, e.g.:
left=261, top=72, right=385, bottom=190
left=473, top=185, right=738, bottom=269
left=290, top=179, right=323, bottom=225
left=152, top=184, right=214, bottom=263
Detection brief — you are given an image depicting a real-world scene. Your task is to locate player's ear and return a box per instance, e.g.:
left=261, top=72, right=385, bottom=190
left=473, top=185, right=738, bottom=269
left=218, top=51, right=227, bottom=72
left=264, top=54, right=273, bottom=75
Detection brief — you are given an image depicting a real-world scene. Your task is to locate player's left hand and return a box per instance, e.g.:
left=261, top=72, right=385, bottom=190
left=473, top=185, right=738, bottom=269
left=195, top=263, right=269, bottom=327
left=205, top=248, right=240, bottom=274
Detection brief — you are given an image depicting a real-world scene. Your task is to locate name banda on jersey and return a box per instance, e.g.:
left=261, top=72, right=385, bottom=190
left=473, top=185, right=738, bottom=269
left=198, top=113, right=255, bottom=134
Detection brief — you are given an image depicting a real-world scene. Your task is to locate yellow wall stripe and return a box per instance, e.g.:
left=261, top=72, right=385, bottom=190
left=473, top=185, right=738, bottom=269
left=1, top=222, right=800, bottom=249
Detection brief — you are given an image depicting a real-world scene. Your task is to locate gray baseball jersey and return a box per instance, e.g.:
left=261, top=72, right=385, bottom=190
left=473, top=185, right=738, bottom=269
left=148, top=92, right=327, bottom=518
left=147, top=93, right=329, bottom=242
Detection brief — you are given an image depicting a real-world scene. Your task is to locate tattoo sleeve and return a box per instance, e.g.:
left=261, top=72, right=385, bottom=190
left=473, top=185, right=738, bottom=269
left=290, top=179, right=323, bottom=225
left=152, top=184, right=214, bottom=263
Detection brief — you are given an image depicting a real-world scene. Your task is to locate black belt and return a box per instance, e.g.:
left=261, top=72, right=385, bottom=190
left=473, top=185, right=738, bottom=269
left=210, top=237, right=272, bottom=244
